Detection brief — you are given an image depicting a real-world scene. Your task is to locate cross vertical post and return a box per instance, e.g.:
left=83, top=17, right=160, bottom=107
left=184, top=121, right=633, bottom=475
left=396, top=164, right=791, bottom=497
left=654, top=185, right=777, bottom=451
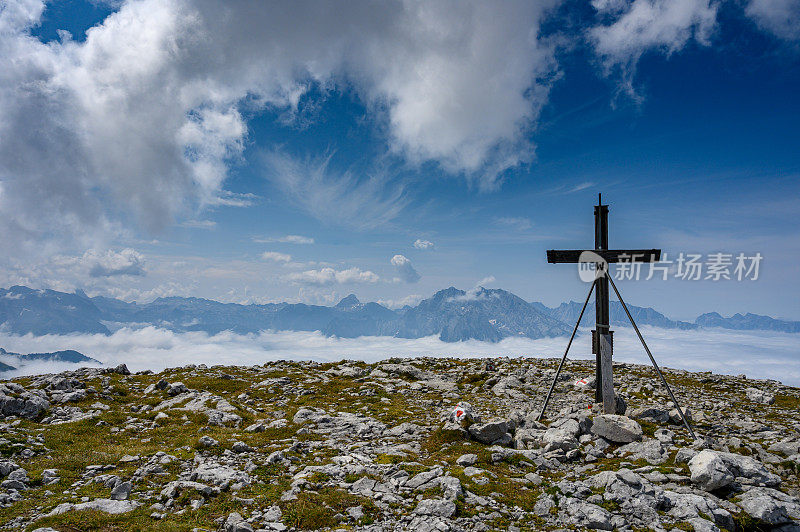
left=542, top=200, right=696, bottom=435
left=593, top=194, right=611, bottom=404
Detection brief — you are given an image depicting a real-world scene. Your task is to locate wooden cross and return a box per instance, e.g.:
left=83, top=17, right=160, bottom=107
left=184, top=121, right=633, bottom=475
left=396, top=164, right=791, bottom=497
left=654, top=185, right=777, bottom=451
left=546, top=194, right=660, bottom=413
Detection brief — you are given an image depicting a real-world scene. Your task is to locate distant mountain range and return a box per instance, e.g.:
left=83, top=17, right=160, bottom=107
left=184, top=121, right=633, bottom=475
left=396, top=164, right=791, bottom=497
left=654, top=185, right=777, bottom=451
left=0, top=285, right=796, bottom=343
left=695, top=312, right=800, bottom=333
left=0, top=346, right=101, bottom=373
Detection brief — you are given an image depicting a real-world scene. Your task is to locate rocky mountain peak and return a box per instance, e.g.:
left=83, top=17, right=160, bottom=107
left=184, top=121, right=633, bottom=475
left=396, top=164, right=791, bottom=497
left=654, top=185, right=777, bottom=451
left=335, top=294, right=361, bottom=309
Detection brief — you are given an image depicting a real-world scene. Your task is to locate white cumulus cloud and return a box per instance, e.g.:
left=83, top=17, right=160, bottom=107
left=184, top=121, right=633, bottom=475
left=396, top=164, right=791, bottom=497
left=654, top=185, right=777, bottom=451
left=0, top=0, right=562, bottom=250
left=288, top=267, right=380, bottom=286
left=378, top=294, right=425, bottom=309
left=83, top=249, right=146, bottom=278
left=413, top=239, right=434, bottom=250
left=589, top=0, right=718, bottom=97
left=391, top=254, right=421, bottom=283
left=745, top=0, right=800, bottom=41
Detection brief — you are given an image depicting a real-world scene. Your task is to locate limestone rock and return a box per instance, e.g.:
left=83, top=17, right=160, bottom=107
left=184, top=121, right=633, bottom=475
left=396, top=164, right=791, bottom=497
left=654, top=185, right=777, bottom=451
left=167, top=382, right=188, bottom=396
left=413, top=498, right=456, bottom=518
left=110, top=481, right=132, bottom=500
left=47, top=498, right=141, bottom=516
left=689, top=450, right=735, bottom=491
left=456, top=453, right=477, bottom=466
left=745, top=387, right=775, bottom=405
left=590, top=415, right=642, bottom=443
left=736, top=487, right=800, bottom=525
left=468, top=419, right=514, bottom=445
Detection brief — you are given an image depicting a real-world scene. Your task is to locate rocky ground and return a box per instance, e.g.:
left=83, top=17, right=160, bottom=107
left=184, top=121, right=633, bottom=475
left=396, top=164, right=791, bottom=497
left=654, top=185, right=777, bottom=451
left=0, top=357, right=798, bottom=531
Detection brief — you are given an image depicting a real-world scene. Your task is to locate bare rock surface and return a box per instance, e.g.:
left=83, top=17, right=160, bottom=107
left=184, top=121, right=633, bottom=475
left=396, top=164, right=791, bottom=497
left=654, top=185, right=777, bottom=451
left=0, top=357, right=796, bottom=531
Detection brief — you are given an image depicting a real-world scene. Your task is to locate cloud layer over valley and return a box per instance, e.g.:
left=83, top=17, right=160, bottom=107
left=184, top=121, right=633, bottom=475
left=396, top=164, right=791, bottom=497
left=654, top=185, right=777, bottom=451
left=1, top=326, right=798, bottom=386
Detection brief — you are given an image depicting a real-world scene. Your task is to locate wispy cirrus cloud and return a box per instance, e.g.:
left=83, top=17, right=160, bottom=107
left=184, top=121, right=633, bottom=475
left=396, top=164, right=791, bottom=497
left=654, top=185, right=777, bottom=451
left=495, top=216, right=533, bottom=231
left=254, top=235, right=315, bottom=245
left=179, top=220, right=217, bottom=230
left=261, top=251, right=292, bottom=263
left=207, top=191, right=259, bottom=208
left=263, top=151, right=408, bottom=230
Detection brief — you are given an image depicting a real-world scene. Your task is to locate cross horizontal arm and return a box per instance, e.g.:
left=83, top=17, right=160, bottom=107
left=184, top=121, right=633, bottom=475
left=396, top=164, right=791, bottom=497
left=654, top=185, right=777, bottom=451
left=546, top=249, right=661, bottom=264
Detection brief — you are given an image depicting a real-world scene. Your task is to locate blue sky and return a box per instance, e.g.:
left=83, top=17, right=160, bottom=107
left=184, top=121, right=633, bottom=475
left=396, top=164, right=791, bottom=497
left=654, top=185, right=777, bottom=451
left=1, top=0, right=798, bottom=320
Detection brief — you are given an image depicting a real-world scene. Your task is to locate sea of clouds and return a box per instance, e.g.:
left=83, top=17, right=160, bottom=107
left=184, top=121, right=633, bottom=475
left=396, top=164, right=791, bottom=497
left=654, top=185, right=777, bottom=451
left=0, top=326, right=798, bottom=386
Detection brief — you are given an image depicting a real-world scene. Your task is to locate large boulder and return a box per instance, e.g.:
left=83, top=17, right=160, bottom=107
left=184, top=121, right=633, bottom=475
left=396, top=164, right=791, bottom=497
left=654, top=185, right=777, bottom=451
left=590, top=415, right=642, bottom=443
left=413, top=498, right=456, bottom=518
left=689, top=450, right=735, bottom=490
left=542, top=418, right=580, bottom=452
left=468, top=420, right=514, bottom=445
left=46, top=498, right=140, bottom=516
left=559, top=497, right=615, bottom=530
left=106, top=364, right=130, bottom=375
left=0, top=392, right=50, bottom=420
left=689, top=450, right=781, bottom=491
left=745, top=387, right=775, bottom=405
left=629, top=405, right=670, bottom=423
left=447, top=402, right=479, bottom=425
left=167, top=382, right=189, bottom=396
left=736, top=487, right=800, bottom=525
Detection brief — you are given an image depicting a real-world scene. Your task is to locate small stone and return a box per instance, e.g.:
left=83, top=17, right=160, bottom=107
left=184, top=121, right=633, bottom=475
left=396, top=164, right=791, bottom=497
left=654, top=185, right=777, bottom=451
left=167, top=382, right=188, bottom=396
left=232, top=441, right=253, bottom=453
left=110, top=481, right=132, bottom=501
left=456, top=453, right=477, bottom=466
left=198, top=435, right=219, bottom=448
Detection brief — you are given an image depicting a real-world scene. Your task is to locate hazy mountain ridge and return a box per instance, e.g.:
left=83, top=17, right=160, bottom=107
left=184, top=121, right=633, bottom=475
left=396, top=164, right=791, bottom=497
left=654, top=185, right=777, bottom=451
left=695, top=312, right=800, bottom=333
left=544, top=300, right=698, bottom=330
left=0, top=285, right=794, bottom=342
left=0, top=346, right=101, bottom=373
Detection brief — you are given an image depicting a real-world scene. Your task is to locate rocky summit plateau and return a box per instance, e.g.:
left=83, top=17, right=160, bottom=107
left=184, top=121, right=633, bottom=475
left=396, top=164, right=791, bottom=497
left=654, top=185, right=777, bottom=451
left=0, top=358, right=798, bottom=532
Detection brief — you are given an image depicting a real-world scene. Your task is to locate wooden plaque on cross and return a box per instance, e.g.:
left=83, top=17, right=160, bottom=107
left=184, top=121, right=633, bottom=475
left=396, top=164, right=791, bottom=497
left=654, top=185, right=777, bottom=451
left=546, top=194, right=660, bottom=412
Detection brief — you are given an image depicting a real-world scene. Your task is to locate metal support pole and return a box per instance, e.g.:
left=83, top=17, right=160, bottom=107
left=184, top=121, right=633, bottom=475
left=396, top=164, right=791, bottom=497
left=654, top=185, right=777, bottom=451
left=606, top=274, right=697, bottom=440
left=537, top=279, right=597, bottom=421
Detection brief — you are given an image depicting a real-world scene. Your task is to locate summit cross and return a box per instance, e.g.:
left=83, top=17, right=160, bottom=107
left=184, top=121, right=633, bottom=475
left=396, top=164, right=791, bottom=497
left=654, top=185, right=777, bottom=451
left=546, top=194, right=661, bottom=412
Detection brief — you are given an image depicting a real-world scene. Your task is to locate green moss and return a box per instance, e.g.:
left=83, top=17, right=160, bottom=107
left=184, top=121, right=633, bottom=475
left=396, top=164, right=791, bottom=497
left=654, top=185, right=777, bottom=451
left=638, top=420, right=658, bottom=437
left=421, top=426, right=467, bottom=456
left=773, top=394, right=800, bottom=410
left=279, top=488, right=378, bottom=530
left=732, top=511, right=773, bottom=532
